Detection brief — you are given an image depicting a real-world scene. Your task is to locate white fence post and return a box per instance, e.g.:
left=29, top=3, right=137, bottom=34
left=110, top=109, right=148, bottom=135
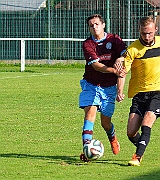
left=21, top=39, right=25, bottom=72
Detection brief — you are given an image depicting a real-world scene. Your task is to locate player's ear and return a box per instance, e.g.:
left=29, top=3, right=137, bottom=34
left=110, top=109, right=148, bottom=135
left=155, top=26, right=158, bottom=31
left=103, top=23, right=105, bottom=29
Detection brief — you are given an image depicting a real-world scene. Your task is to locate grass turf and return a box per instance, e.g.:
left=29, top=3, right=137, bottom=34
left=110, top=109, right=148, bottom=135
left=0, top=64, right=160, bottom=180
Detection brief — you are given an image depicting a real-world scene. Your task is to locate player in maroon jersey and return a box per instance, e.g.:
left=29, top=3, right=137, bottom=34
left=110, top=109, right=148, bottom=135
left=79, top=14, right=126, bottom=162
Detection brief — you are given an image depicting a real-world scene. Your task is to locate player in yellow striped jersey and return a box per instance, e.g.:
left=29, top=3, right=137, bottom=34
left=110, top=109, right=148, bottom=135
left=124, top=31, right=160, bottom=98
left=115, top=16, right=160, bottom=166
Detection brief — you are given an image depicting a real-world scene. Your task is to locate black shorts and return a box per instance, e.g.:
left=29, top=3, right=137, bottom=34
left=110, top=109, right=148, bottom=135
left=130, top=91, right=160, bottom=118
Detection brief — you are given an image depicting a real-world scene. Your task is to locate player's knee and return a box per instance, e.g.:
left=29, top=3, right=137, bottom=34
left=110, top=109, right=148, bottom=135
left=127, top=132, right=136, bottom=138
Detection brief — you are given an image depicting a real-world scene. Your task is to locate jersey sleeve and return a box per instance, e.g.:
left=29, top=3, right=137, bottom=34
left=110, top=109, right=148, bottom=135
left=82, top=40, right=99, bottom=65
left=123, top=43, right=139, bottom=72
left=113, top=34, right=127, bottom=56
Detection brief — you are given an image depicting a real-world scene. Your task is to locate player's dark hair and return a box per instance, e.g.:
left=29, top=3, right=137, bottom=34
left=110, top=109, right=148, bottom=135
left=86, top=14, right=105, bottom=25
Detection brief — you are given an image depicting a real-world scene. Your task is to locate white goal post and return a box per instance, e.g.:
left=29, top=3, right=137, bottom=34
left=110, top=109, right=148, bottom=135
left=0, top=38, right=136, bottom=72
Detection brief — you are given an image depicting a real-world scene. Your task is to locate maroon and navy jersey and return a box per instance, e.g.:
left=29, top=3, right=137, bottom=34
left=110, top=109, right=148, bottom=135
left=82, top=33, right=126, bottom=87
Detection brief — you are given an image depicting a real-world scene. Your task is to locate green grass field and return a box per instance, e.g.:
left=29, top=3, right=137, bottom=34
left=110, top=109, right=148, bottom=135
left=0, top=64, right=160, bottom=180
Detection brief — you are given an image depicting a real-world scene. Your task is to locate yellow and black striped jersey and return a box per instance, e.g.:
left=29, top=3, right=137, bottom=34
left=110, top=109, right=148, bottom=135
left=123, top=36, right=160, bottom=98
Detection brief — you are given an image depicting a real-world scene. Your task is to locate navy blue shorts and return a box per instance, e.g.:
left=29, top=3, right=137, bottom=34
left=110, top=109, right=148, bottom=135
left=130, top=91, right=160, bottom=118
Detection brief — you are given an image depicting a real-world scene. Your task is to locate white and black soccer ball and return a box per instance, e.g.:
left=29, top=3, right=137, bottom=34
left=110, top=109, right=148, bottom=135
left=83, top=139, right=104, bottom=160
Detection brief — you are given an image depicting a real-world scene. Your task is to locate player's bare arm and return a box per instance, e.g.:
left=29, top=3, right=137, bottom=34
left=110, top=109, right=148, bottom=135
left=116, top=76, right=126, bottom=102
left=92, top=61, right=126, bottom=77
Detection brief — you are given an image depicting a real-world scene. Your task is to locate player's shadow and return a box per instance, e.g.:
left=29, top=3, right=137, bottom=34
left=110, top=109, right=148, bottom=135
left=0, top=153, right=78, bottom=165
left=0, top=153, right=128, bottom=166
left=95, top=159, right=128, bottom=166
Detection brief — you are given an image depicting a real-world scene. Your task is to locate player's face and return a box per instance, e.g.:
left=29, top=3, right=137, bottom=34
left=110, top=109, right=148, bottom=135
left=140, top=22, right=158, bottom=45
left=88, top=17, right=105, bottom=39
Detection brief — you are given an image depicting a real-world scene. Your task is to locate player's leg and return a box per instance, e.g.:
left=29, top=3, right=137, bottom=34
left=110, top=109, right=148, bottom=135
left=135, top=111, right=156, bottom=159
left=80, top=106, right=97, bottom=162
left=100, top=85, right=120, bottom=155
left=127, top=92, right=145, bottom=166
left=128, top=112, right=156, bottom=166
left=127, top=113, right=143, bottom=166
left=79, top=79, right=100, bottom=162
left=127, top=113, right=142, bottom=147
left=82, top=106, right=97, bottom=145
left=127, top=93, right=144, bottom=147
left=136, top=92, right=160, bottom=163
left=101, top=114, right=120, bottom=155
left=128, top=92, right=160, bottom=166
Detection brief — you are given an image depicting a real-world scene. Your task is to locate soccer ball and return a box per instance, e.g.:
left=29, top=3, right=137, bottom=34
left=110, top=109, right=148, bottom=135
left=83, top=139, right=104, bottom=160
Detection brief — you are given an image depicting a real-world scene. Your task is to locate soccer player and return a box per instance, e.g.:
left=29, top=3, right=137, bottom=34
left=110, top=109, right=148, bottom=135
left=79, top=14, right=126, bottom=162
left=115, top=16, right=160, bottom=166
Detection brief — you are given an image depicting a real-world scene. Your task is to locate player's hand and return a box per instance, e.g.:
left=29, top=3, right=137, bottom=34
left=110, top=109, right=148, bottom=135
left=114, top=61, right=123, bottom=72
left=114, top=57, right=124, bottom=71
left=114, top=68, right=126, bottom=77
left=119, top=68, right=127, bottom=77
left=116, top=93, right=125, bottom=102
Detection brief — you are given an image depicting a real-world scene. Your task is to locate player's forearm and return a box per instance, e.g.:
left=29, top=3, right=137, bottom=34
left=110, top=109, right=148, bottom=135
left=97, top=66, right=115, bottom=73
left=92, top=62, right=126, bottom=77
left=92, top=62, right=115, bottom=73
left=117, top=76, right=126, bottom=94
left=116, top=76, right=126, bottom=102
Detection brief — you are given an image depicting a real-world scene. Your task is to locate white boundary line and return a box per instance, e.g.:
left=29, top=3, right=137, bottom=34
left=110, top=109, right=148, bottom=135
left=0, top=38, right=136, bottom=41
left=0, top=38, right=136, bottom=72
left=0, top=72, right=63, bottom=80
